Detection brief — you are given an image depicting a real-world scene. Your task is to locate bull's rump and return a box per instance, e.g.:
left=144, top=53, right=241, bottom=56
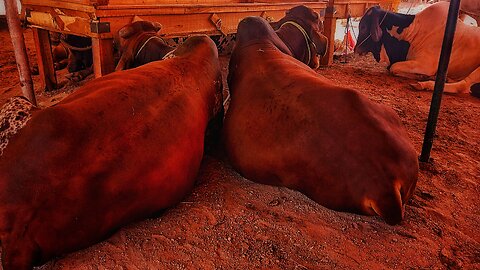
left=0, top=59, right=210, bottom=261
left=225, top=48, right=418, bottom=214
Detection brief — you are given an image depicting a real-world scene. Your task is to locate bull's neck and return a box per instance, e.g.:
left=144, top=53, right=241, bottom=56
left=378, top=11, right=415, bottom=67
left=276, top=26, right=309, bottom=64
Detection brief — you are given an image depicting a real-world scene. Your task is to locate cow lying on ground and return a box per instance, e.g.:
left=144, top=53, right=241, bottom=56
left=270, top=5, right=328, bottom=68
left=354, top=2, right=480, bottom=94
left=31, top=33, right=93, bottom=82
left=115, top=20, right=174, bottom=71
left=0, top=35, right=223, bottom=270
left=223, top=17, right=419, bottom=225
left=432, top=0, right=480, bottom=25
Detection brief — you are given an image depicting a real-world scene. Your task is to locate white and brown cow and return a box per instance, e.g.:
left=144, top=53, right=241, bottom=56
left=0, top=36, right=223, bottom=270
left=355, top=2, right=480, bottom=94
left=224, top=17, right=419, bottom=225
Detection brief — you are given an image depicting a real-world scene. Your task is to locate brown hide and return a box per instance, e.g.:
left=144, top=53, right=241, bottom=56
left=224, top=17, right=418, bottom=225
left=116, top=21, right=173, bottom=71
left=271, top=5, right=328, bottom=68
left=0, top=36, right=222, bottom=270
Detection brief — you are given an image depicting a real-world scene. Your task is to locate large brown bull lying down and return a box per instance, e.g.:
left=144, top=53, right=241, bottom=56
left=0, top=36, right=223, bottom=270
left=115, top=20, right=174, bottom=71
left=224, top=17, right=419, bottom=225
left=270, top=5, right=328, bottom=69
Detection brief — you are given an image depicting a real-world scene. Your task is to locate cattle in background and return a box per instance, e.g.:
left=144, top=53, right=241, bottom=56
left=31, top=33, right=92, bottom=81
left=431, top=0, right=480, bottom=25
left=223, top=17, right=418, bottom=225
left=115, top=20, right=174, bottom=71
left=354, top=2, right=480, bottom=94
left=0, top=35, right=223, bottom=270
left=270, top=5, right=328, bottom=69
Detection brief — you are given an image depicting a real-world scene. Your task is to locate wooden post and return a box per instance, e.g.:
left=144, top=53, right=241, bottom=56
left=4, top=0, right=37, bottom=105
left=32, top=28, right=57, bottom=91
left=92, top=38, right=114, bottom=78
left=321, top=0, right=336, bottom=66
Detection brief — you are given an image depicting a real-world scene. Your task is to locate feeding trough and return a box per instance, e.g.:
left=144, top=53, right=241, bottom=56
left=19, top=0, right=390, bottom=90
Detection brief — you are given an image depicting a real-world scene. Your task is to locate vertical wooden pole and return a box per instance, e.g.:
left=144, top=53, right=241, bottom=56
left=321, top=0, right=336, bottom=66
left=4, top=0, right=37, bottom=105
left=32, top=28, right=57, bottom=91
left=92, top=38, right=114, bottom=78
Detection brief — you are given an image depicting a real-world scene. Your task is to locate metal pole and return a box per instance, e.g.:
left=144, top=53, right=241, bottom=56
left=419, top=0, right=461, bottom=162
left=4, top=0, right=37, bottom=106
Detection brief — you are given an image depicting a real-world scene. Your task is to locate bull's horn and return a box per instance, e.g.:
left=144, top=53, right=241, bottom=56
left=132, top=15, right=144, bottom=23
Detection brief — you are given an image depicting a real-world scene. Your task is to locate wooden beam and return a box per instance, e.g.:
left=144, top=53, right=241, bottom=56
left=32, top=28, right=57, bottom=91
left=92, top=38, right=114, bottom=78
left=321, top=0, right=336, bottom=66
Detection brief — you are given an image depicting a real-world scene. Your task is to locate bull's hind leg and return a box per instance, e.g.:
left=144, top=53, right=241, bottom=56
left=411, top=66, right=480, bottom=94
left=389, top=60, right=436, bottom=81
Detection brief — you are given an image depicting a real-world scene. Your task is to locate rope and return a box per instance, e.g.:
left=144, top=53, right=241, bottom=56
left=405, top=1, right=416, bottom=15
left=135, top=36, right=165, bottom=60
left=279, top=21, right=315, bottom=65
left=356, top=10, right=389, bottom=48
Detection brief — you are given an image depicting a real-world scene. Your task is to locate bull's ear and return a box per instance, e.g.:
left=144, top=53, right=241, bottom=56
left=152, top=22, right=163, bottom=32
left=370, top=9, right=383, bottom=42
left=118, top=25, right=134, bottom=39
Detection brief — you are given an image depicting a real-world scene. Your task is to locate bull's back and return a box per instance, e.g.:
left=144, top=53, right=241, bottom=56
left=0, top=59, right=211, bottom=263
left=226, top=47, right=418, bottom=223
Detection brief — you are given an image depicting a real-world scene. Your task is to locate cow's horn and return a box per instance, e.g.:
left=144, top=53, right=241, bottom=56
left=132, top=15, right=144, bottom=23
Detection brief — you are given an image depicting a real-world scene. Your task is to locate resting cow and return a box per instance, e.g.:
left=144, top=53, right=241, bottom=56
left=0, top=35, right=223, bottom=270
left=434, top=0, right=480, bottom=25
left=115, top=20, right=174, bottom=71
left=270, top=5, right=328, bottom=68
left=224, top=17, right=419, bottom=225
left=354, top=2, right=480, bottom=94
left=31, top=34, right=92, bottom=82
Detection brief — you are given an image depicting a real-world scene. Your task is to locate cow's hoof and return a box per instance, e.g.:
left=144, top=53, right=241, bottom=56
left=470, top=83, right=480, bottom=98
left=409, top=82, right=423, bottom=91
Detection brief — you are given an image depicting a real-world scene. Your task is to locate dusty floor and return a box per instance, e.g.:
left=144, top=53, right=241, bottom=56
left=0, top=25, right=479, bottom=269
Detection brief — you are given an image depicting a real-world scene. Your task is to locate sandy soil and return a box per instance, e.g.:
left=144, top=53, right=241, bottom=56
left=0, top=25, right=479, bottom=269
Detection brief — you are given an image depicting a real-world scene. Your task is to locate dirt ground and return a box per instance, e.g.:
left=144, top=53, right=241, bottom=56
left=0, top=25, right=479, bottom=269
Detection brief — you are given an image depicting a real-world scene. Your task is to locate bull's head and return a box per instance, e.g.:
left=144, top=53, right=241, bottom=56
left=115, top=20, right=165, bottom=71
left=354, top=6, right=384, bottom=62
left=274, top=5, right=329, bottom=69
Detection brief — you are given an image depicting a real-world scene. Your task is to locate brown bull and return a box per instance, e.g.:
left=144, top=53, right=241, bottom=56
left=224, top=17, right=419, bottom=225
left=115, top=20, right=174, bottom=71
left=0, top=36, right=223, bottom=270
left=270, top=5, right=328, bottom=68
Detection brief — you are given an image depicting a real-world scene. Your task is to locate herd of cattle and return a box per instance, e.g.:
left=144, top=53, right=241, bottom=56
left=0, top=3, right=478, bottom=269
